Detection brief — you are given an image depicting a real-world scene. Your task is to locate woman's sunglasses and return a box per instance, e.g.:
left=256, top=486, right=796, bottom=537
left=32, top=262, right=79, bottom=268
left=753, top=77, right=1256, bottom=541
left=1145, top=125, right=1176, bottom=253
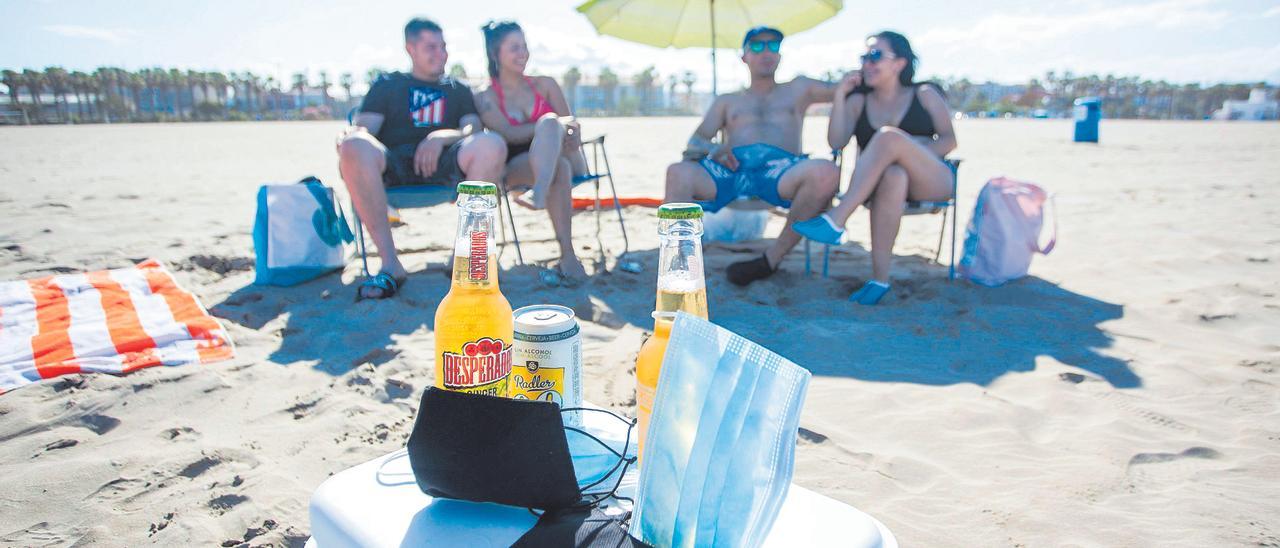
left=860, top=48, right=896, bottom=63
left=746, top=40, right=781, bottom=54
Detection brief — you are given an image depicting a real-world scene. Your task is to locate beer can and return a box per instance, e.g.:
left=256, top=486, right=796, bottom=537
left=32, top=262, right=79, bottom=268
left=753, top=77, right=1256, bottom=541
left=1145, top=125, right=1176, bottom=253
left=511, top=305, right=583, bottom=425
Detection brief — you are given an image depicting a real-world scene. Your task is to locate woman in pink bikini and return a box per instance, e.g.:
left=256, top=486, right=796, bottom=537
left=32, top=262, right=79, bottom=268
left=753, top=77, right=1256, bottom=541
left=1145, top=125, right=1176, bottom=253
left=475, top=20, right=587, bottom=281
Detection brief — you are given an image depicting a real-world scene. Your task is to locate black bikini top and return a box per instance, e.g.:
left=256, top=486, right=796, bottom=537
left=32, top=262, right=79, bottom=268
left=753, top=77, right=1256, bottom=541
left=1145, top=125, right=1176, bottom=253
left=852, top=85, right=937, bottom=151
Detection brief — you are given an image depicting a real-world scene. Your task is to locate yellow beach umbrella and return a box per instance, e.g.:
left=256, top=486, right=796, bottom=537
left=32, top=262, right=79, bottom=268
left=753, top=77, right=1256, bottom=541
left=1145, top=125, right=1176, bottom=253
left=576, top=0, right=843, bottom=94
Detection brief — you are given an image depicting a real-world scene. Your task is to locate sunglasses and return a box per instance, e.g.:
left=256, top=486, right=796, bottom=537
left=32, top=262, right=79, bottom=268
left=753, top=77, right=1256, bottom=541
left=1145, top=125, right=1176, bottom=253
left=746, top=40, right=781, bottom=53
left=860, top=48, right=897, bottom=63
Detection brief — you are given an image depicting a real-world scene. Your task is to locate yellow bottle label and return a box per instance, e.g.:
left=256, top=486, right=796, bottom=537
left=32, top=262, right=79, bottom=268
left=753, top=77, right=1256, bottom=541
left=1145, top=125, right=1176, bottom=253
left=636, top=381, right=656, bottom=455
left=440, top=337, right=511, bottom=396
left=510, top=363, right=565, bottom=403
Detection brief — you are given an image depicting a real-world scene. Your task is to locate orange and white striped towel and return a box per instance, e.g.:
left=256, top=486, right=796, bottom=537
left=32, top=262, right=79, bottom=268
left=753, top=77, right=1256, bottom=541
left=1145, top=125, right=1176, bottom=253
left=0, top=259, right=235, bottom=394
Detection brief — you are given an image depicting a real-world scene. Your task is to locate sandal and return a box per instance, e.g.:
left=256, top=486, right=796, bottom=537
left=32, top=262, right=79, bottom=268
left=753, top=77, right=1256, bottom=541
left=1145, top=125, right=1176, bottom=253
left=356, top=271, right=407, bottom=301
left=539, top=266, right=586, bottom=289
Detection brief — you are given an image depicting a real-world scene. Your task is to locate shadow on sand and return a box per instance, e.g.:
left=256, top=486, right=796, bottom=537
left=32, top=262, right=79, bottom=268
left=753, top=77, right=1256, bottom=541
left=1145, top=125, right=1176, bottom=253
left=209, top=235, right=1137, bottom=388
left=590, top=242, right=1140, bottom=389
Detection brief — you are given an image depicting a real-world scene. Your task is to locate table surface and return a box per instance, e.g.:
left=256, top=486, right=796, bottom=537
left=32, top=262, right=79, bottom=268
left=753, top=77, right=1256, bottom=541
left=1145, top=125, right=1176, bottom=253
left=307, top=407, right=897, bottom=548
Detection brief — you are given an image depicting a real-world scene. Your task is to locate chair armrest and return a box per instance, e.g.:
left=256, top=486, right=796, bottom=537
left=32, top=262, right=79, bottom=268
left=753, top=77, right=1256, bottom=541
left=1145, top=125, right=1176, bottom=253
left=582, top=134, right=606, bottom=146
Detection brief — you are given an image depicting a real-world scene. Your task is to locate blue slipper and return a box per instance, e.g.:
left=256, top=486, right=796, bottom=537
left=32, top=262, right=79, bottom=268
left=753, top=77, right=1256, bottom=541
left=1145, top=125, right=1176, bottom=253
left=849, top=280, right=891, bottom=305
left=792, top=215, right=845, bottom=246
left=356, top=271, right=406, bottom=301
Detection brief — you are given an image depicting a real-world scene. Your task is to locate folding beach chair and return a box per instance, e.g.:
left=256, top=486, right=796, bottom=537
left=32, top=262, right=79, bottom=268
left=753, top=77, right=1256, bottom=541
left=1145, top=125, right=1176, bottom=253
left=495, top=134, right=639, bottom=273
left=805, top=150, right=960, bottom=279
left=346, top=106, right=520, bottom=276
left=346, top=128, right=635, bottom=274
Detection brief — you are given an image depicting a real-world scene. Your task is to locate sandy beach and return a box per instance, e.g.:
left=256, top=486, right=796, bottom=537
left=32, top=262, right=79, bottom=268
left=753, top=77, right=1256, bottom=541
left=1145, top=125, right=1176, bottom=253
left=1, top=117, right=1278, bottom=547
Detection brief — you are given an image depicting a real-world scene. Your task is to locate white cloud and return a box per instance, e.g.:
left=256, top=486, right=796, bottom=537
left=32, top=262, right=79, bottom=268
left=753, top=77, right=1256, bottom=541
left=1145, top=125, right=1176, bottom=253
left=42, top=24, right=136, bottom=44
left=1264, top=5, right=1280, bottom=17
left=916, top=0, right=1230, bottom=55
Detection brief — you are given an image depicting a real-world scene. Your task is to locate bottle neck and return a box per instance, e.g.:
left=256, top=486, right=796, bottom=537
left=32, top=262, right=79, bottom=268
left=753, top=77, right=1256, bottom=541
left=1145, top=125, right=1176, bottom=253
left=654, top=229, right=707, bottom=320
left=452, top=201, right=498, bottom=290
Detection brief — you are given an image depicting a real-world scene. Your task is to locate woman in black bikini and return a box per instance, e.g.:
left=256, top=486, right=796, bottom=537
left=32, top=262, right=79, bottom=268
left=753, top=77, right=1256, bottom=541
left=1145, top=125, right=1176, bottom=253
left=793, top=31, right=957, bottom=304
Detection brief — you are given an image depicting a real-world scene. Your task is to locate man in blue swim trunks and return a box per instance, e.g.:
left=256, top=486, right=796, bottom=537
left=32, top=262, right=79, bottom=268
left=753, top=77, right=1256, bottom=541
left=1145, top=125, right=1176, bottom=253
left=665, top=26, right=840, bottom=285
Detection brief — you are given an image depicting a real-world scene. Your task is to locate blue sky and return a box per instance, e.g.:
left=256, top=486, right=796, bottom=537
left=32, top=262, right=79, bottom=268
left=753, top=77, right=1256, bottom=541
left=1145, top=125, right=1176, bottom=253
left=2, top=0, right=1278, bottom=93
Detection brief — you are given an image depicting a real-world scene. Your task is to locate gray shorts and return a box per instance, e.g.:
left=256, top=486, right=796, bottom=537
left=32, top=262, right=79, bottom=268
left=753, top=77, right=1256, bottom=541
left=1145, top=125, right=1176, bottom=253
left=383, top=141, right=465, bottom=187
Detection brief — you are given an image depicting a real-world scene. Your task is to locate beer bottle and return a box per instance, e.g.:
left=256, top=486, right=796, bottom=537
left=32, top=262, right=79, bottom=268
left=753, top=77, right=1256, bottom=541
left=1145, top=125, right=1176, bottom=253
left=434, top=182, right=513, bottom=396
left=636, top=203, right=708, bottom=455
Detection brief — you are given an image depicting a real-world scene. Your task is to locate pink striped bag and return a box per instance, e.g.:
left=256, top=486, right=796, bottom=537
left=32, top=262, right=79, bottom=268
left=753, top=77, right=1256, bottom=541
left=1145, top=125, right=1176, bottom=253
left=958, top=178, right=1057, bottom=286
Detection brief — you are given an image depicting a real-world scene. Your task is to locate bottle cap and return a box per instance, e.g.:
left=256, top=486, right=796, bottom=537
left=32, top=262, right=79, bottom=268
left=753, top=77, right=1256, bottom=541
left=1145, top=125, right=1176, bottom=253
left=657, top=203, right=703, bottom=220
left=457, top=181, right=498, bottom=196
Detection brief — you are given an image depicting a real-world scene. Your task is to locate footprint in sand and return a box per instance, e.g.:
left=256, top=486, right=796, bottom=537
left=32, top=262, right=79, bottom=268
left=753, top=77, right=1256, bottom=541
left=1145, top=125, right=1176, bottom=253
left=1095, top=391, right=1194, bottom=432
left=177, top=455, right=223, bottom=478
left=797, top=427, right=829, bottom=445
left=0, top=522, right=64, bottom=545
left=208, top=494, right=249, bottom=515
left=39, top=439, right=78, bottom=454
left=160, top=426, right=201, bottom=441
left=80, top=413, right=122, bottom=435
left=87, top=476, right=149, bottom=508
left=285, top=398, right=321, bottom=420
left=1225, top=380, right=1278, bottom=414
left=1126, top=446, right=1223, bottom=491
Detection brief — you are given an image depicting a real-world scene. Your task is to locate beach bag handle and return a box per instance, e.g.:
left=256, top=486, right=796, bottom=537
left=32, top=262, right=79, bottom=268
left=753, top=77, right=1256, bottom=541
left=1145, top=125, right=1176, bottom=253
left=299, top=175, right=355, bottom=246
left=1037, top=193, right=1057, bottom=255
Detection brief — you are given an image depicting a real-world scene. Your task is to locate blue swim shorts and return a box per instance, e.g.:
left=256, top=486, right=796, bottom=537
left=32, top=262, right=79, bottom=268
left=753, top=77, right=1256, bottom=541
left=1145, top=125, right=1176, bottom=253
left=696, top=143, right=808, bottom=213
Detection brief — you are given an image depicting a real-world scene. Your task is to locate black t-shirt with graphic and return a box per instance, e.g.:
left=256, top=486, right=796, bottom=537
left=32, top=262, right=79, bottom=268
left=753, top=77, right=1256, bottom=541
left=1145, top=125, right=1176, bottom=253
left=360, top=72, right=477, bottom=149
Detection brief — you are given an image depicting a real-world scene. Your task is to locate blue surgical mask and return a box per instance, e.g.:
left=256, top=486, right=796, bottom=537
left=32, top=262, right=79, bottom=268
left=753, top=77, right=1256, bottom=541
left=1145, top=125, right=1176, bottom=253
left=634, top=313, right=811, bottom=548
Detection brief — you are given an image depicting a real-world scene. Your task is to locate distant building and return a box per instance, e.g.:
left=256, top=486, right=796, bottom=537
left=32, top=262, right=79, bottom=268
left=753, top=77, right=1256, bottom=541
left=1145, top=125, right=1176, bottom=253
left=1214, top=88, right=1278, bottom=120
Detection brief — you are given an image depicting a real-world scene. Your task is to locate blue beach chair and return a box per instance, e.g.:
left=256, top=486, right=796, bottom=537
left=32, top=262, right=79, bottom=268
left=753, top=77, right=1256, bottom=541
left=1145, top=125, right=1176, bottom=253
left=804, top=151, right=960, bottom=279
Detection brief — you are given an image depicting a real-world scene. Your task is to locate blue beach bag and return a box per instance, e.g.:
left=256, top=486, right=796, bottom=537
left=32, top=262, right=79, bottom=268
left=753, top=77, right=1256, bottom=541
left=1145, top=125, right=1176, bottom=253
left=253, top=176, right=354, bottom=286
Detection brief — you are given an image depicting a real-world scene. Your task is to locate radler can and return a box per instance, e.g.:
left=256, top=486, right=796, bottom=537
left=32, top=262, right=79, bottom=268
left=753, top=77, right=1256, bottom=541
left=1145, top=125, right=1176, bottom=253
left=511, top=304, right=582, bottom=425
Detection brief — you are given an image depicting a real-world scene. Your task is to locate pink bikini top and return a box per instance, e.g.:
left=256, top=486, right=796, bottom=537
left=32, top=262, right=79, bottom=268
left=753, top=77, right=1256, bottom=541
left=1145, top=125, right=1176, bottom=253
left=492, top=77, right=554, bottom=126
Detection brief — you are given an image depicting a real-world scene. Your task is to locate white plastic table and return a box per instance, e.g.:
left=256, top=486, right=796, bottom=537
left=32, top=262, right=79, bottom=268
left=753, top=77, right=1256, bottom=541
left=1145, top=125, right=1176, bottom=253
left=307, top=406, right=897, bottom=547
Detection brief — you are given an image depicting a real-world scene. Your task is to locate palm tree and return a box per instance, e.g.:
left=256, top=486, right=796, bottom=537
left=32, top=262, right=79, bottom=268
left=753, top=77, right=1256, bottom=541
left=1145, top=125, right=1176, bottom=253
left=186, top=70, right=206, bottom=118
left=291, top=72, right=308, bottom=113
left=681, top=71, right=696, bottom=112
left=318, top=70, right=332, bottom=110
left=598, top=67, right=618, bottom=112
left=94, top=67, right=119, bottom=121
left=666, top=74, right=677, bottom=111
left=209, top=71, right=229, bottom=109
left=22, top=69, right=45, bottom=122
left=70, top=71, right=90, bottom=121
left=339, top=72, right=354, bottom=103
left=242, top=72, right=262, bottom=114
left=44, top=67, right=71, bottom=122
left=2, top=70, right=20, bottom=108
left=366, top=67, right=386, bottom=89
left=631, top=66, right=656, bottom=114
left=167, top=68, right=186, bottom=118
left=265, top=76, right=282, bottom=118
left=562, top=67, right=581, bottom=111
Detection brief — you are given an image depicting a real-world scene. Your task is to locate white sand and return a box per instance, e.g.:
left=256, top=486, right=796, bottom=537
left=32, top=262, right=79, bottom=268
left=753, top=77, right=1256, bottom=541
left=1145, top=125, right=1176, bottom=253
left=1, top=118, right=1278, bottom=546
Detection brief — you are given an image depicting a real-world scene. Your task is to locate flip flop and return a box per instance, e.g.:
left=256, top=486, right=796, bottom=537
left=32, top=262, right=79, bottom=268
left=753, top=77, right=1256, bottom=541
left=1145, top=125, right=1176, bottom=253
left=539, top=265, right=586, bottom=288
left=792, top=214, right=845, bottom=246
left=849, top=280, right=891, bottom=305
left=356, top=271, right=407, bottom=301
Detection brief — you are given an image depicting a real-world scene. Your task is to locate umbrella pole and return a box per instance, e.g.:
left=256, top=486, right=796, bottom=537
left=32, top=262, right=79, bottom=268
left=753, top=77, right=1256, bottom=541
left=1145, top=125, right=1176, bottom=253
left=710, top=0, right=717, bottom=96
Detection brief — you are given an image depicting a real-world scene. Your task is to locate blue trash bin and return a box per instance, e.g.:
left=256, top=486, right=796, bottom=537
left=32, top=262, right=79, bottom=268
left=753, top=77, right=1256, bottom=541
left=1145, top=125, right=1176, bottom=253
left=1073, top=97, right=1101, bottom=143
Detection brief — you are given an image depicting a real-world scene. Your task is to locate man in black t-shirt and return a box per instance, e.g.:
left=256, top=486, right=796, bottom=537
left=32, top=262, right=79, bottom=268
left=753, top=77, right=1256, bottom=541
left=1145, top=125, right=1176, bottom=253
left=337, top=18, right=507, bottom=299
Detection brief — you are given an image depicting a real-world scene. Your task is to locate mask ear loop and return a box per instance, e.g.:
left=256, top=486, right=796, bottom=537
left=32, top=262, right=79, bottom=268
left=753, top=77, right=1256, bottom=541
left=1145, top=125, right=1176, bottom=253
left=557, top=406, right=639, bottom=508
left=524, top=407, right=638, bottom=519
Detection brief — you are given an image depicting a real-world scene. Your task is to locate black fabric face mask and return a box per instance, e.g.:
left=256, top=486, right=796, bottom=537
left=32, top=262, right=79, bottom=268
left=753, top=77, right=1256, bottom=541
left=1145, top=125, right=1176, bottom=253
left=513, top=507, right=652, bottom=548
left=406, top=387, right=635, bottom=511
